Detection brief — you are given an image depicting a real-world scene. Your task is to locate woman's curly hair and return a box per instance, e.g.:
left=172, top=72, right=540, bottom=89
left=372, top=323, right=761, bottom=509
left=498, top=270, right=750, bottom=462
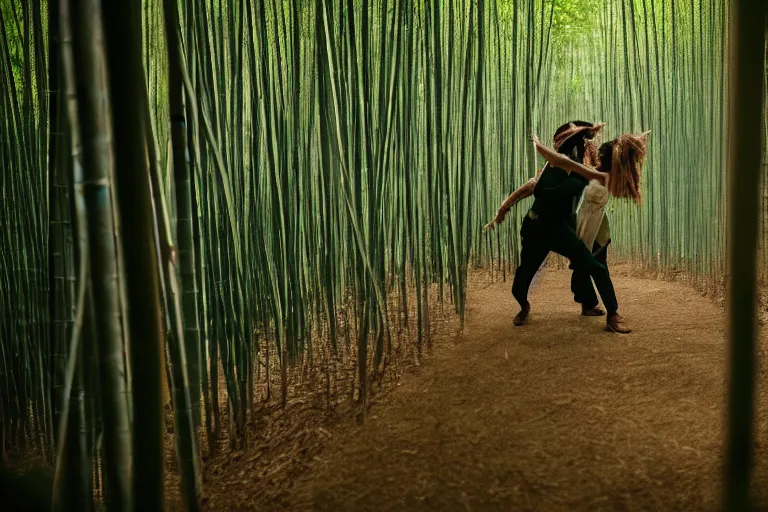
left=598, top=131, right=651, bottom=204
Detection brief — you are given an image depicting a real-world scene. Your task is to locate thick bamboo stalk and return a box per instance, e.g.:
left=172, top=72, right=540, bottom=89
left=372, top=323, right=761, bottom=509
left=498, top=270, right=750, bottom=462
left=63, top=0, right=133, bottom=508
left=99, top=0, right=165, bottom=508
left=724, top=1, right=766, bottom=510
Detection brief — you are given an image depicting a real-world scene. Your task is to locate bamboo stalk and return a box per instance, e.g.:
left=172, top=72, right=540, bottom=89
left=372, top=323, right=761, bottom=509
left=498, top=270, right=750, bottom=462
left=724, top=1, right=766, bottom=510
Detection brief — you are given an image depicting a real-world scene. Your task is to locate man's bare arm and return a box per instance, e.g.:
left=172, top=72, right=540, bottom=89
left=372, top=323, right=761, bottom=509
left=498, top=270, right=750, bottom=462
left=483, top=165, right=545, bottom=231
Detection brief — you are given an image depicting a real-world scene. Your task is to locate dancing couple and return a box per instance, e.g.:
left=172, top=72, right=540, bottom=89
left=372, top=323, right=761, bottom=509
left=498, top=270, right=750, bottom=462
left=485, top=121, right=650, bottom=334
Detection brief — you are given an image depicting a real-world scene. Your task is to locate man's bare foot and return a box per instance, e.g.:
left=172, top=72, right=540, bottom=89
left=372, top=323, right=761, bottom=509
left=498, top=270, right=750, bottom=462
left=606, top=313, right=631, bottom=334
left=513, top=302, right=531, bottom=326
left=581, top=305, right=605, bottom=317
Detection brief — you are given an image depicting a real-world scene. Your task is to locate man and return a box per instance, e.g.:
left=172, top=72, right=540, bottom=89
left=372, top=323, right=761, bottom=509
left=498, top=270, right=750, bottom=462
left=484, top=121, right=612, bottom=318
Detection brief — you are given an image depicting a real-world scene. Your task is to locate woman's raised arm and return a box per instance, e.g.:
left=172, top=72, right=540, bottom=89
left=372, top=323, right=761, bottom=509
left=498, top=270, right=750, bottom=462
left=531, top=135, right=608, bottom=184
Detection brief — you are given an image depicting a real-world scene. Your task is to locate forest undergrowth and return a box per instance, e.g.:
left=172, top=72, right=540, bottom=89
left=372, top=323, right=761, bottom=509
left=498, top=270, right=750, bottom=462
left=161, top=280, right=460, bottom=510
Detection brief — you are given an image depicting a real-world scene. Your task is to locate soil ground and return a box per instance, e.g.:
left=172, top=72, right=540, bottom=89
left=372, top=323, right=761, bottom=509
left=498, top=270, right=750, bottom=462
left=290, top=265, right=768, bottom=511
left=7, top=265, right=768, bottom=511
left=202, top=264, right=768, bottom=511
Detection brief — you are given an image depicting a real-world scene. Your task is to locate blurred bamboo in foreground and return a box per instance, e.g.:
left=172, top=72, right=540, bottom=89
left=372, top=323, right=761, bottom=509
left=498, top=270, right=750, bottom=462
left=724, top=1, right=766, bottom=510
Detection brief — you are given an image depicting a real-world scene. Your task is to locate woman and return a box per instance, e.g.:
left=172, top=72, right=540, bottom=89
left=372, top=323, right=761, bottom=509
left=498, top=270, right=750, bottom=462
left=567, top=131, right=649, bottom=317
left=499, top=121, right=630, bottom=333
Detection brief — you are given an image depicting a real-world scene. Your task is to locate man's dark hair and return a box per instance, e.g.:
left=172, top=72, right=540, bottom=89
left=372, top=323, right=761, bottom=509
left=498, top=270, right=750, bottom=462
left=553, top=120, right=594, bottom=163
left=553, top=120, right=593, bottom=137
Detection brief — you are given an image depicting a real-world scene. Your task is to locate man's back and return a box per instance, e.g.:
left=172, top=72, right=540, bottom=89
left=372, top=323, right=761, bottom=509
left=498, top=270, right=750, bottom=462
left=531, top=164, right=588, bottom=222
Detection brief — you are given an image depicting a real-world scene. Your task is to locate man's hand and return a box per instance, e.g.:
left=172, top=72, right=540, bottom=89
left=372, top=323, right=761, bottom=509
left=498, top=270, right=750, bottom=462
left=483, top=210, right=506, bottom=231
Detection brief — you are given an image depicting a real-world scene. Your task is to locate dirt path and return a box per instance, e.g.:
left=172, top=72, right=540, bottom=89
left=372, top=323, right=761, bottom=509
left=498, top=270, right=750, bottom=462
left=281, top=266, right=768, bottom=511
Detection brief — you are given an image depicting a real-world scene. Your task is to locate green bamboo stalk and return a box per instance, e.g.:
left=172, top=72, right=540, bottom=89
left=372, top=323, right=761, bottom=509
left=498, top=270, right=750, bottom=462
left=160, top=0, right=203, bottom=503
left=63, top=0, right=133, bottom=508
left=99, top=0, right=165, bottom=508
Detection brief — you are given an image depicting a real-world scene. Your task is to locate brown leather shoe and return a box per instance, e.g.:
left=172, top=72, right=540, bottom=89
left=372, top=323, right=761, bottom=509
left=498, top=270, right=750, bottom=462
left=581, top=305, right=605, bottom=317
left=606, top=313, right=631, bottom=334
left=513, top=302, right=531, bottom=326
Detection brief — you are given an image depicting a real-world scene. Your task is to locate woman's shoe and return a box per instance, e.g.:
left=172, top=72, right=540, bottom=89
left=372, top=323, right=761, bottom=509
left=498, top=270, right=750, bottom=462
left=606, top=313, right=632, bottom=334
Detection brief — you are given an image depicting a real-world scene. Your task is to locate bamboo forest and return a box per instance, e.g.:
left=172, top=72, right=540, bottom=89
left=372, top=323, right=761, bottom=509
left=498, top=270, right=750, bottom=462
left=0, top=0, right=767, bottom=509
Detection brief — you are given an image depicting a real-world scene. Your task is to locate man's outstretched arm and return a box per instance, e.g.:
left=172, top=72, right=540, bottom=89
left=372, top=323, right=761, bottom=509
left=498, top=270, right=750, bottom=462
left=484, top=165, right=545, bottom=231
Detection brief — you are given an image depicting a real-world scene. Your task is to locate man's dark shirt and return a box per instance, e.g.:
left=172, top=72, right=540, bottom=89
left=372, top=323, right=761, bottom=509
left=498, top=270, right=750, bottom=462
left=530, top=163, right=588, bottom=222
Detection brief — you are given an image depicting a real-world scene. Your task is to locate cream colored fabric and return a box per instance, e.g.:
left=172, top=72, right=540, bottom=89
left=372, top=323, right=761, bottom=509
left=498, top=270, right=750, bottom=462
left=576, top=180, right=610, bottom=250
left=594, top=214, right=611, bottom=248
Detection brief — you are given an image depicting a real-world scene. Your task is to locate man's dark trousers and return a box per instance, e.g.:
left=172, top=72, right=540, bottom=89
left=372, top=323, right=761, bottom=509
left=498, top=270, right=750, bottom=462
left=511, top=214, right=619, bottom=315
